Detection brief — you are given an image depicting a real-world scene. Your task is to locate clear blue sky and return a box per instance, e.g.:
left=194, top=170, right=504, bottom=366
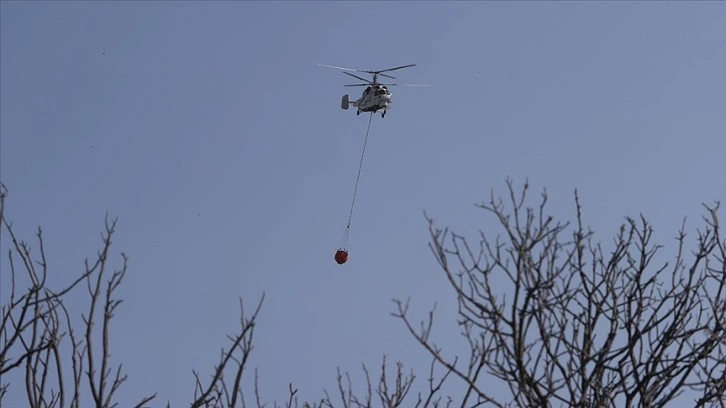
left=1, top=1, right=725, bottom=406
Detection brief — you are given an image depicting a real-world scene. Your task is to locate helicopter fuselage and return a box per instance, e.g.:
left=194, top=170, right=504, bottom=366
left=342, top=85, right=392, bottom=117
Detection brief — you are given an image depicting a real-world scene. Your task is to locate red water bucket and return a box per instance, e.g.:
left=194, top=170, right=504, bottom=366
left=334, top=249, right=348, bottom=265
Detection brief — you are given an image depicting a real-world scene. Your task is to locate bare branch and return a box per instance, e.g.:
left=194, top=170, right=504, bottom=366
left=190, top=293, right=265, bottom=408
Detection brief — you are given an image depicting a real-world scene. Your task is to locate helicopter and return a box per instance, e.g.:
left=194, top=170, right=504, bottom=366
left=319, top=64, right=429, bottom=118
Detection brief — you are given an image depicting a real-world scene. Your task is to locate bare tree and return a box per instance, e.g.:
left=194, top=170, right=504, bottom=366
left=0, top=183, right=156, bottom=408
left=393, top=179, right=726, bottom=408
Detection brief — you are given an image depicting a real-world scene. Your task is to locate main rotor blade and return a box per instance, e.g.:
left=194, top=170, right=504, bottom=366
left=379, top=73, right=397, bottom=80
left=318, top=63, right=360, bottom=72
left=380, top=83, right=432, bottom=87
left=377, top=64, right=416, bottom=73
left=321, top=63, right=416, bottom=75
left=343, top=71, right=372, bottom=84
left=344, top=84, right=369, bottom=87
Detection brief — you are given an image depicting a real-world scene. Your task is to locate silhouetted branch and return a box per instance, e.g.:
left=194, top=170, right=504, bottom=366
left=190, top=293, right=265, bottom=408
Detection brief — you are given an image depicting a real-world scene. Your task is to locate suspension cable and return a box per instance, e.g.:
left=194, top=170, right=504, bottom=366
left=346, top=112, right=374, bottom=229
